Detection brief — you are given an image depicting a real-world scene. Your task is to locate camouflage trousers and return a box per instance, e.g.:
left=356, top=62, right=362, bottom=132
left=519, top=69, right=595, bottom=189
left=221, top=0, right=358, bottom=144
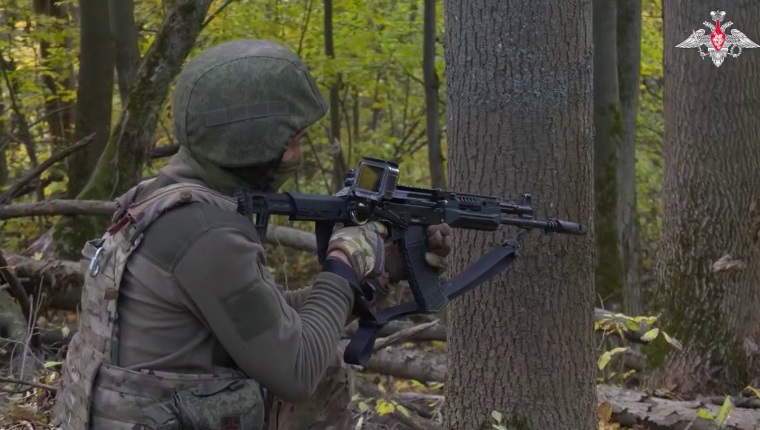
left=266, top=349, right=354, bottom=430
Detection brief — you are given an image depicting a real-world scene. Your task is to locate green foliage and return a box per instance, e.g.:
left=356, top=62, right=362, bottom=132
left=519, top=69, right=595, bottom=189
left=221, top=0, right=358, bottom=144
left=594, top=311, right=681, bottom=385
left=636, top=0, right=664, bottom=302
left=1, top=0, right=450, bottom=255
left=696, top=395, right=733, bottom=429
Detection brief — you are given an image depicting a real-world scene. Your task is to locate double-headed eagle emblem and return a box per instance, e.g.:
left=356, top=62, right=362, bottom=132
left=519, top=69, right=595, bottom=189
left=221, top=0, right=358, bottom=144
left=676, top=11, right=759, bottom=67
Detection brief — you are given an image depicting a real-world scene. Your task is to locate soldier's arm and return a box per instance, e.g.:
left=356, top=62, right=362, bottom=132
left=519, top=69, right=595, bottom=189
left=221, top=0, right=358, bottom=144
left=174, top=226, right=355, bottom=402
left=282, top=287, right=311, bottom=310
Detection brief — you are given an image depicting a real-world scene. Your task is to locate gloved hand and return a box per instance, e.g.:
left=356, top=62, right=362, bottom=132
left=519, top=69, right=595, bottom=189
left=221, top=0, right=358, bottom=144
left=327, top=221, right=388, bottom=280
left=384, top=223, right=453, bottom=282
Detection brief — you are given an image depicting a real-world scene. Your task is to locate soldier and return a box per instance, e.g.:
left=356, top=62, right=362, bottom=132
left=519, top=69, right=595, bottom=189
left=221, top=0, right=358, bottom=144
left=52, top=39, right=452, bottom=430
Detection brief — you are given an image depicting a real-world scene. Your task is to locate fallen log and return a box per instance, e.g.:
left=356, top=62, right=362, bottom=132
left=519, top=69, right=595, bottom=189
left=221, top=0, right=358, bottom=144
left=598, top=384, right=760, bottom=430
left=360, top=346, right=447, bottom=383
left=358, top=355, right=760, bottom=429
left=352, top=381, right=760, bottom=430
left=355, top=346, right=645, bottom=383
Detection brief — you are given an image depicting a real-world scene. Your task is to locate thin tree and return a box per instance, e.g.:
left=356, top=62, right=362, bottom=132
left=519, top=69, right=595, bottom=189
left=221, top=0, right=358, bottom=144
left=67, top=0, right=115, bottom=197
left=616, top=0, right=641, bottom=316
left=593, top=0, right=625, bottom=308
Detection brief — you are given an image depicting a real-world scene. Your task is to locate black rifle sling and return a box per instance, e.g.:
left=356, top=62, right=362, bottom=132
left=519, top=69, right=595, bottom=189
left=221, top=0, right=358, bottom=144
left=343, top=240, right=521, bottom=366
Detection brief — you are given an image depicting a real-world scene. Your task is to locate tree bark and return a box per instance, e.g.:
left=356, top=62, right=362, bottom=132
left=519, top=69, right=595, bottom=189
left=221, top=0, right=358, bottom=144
left=0, top=84, right=7, bottom=187
left=593, top=0, right=625, bottom=307
left=423, top=0, right=444, bottom=190
left=67, top=0, right=115, bottom=198
left=50, top=0, right=214, bottom=260
left=616, top=0, right=641, bottom=316
left=108, top=0, right=141, bottom=104
left=646, top=0, right=760, bottom=398
left=0, top=145, right=7, bottom=187
left=442, top=0, right=596, bottom=429
left=324, top=0, right=346, bottom=192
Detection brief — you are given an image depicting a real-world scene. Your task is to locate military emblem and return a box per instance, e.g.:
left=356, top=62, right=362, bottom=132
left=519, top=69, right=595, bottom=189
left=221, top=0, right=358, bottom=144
left=676, top=10, right=759, bottom=67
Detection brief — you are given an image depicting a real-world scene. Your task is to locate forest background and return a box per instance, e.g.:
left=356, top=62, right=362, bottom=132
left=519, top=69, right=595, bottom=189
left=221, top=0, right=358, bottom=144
left=0, top=0, right=759, bottom=429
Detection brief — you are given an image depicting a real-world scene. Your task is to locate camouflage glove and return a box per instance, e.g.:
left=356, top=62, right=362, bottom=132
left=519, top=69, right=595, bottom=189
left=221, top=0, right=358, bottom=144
left=327, top=221, right=388, bottom=280
left=385, top=223, right=453, bottom=282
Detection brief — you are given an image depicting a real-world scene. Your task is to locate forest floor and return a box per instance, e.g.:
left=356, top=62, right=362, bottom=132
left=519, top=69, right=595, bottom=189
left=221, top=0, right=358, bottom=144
left=3, top=315, right=760, bottom=430
left=2, top=251, right=760, bottom=429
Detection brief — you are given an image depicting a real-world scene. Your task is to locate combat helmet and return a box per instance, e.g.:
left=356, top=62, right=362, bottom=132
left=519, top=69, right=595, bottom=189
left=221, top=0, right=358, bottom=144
left=172, top=39, right=328, bottom=168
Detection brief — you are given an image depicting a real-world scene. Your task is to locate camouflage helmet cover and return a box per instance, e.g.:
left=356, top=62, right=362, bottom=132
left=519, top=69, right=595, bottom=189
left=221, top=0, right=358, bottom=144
left=172, top=39, right=328, bottom=167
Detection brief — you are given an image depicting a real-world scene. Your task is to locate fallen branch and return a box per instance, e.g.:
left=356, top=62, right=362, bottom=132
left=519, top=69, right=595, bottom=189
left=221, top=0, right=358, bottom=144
left=0, top=249, right=38, bottom=348
left=360, top=346, right=447, bottom=383
left=373, top=319, right=440, bottom=351
left=595, top=308, right=663, bottom=345
left=0, top=134, right=95, bottom=204
left=0, top=376, right=57, bottom=393
left=345, top=319, right=446, bottom=343
left=598, top=384, right=760, bottom=430
left=2, top=249, right=83, bottom=308
left=0, top=200, right=317, bottom=252
left=0, top=199, right=115, bottom=219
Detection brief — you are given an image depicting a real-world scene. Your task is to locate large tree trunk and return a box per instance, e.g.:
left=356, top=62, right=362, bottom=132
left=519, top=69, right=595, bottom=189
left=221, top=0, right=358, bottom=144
left=646, top=1, right=760, bottom=398
left=442, top=0, right=596, bottom=429
left=67, top=0, right=115, bottom=197
left=423, top=0, right=444, bottom=190
left=593, top=0, right=625, bottom=308
left=48, top=0, right=214, bottom=260
left=616, top=0, right=641, bottom=316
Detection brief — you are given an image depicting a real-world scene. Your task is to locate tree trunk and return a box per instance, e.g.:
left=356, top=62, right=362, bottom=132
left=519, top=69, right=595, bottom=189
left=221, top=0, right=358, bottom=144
left=108, top=0, right=140, bottom=104
left=0, top=85, right=7, bottom=187
left=324, top=0, right=346, bottom=192
left=616, top=0, right=641, bottom=316
left=0, top=146, right=7, bottom=187
left=49, top=0, right=214, bottom=260
left=646, top=1, right=760, bottom=398
left=32, top=0, right=75, bottom=152
left=593, top=0, right=625, bottom=308
left=442, top=0, right=596, bottom=429
left=67, top=0, right=115, bottom=197
left=423, top=0, right=444, bottom=190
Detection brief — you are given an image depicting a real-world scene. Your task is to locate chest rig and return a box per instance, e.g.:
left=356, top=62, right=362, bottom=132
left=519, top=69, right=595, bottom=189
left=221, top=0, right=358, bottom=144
left=53, top=181, right=266, bottom=430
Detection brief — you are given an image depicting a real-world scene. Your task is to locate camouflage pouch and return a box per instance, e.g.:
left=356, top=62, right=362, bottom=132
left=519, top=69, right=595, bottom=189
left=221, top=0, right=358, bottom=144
left=143, top=379, right=266, bottom=430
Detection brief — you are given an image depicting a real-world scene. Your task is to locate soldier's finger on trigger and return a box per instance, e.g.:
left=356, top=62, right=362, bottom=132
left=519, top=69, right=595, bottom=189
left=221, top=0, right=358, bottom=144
left=442, top=236, right=452, bottom=253
left=428, top=231, right=444, bottom=248
left=439, top=223, right=453, bottom=237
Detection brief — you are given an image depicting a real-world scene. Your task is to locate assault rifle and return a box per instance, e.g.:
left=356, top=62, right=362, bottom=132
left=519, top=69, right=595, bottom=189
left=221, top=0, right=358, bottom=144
left=234, top=157, right=587, bottom=366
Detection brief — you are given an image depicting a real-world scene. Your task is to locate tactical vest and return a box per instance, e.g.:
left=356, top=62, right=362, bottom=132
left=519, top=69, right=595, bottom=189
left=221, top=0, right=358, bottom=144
left=52, top=181, right=266, bottom=430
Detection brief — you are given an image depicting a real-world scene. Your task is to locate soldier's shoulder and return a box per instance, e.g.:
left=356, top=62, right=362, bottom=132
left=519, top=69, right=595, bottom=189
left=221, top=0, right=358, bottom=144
left=136, top=201, right=257, bottom=271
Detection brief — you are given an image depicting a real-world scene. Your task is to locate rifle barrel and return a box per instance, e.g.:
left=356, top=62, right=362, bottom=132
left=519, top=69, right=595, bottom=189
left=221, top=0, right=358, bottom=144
left=500, top=216, right=587, bottom=235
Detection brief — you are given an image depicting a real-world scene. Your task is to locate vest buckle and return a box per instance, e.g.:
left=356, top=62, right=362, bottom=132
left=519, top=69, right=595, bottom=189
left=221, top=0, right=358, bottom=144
left=89, top=246, right=104, bottom=277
